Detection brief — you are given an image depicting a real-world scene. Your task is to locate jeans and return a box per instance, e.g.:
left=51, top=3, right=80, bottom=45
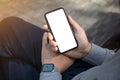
left=0, top=17, right=93, bottom=80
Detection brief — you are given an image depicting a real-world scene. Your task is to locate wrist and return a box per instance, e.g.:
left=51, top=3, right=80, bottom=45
left=83, top=42, right=92, bottom=57
left=50, top=55, right=74, bottom=72
left=41, top=64, right=60, bottom=72
left=85, top=42, right=92, bottom=53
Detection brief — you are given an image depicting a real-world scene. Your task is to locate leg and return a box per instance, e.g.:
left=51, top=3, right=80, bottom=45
left=0, top=17, right=45, bottom=79
left=0, top=17, right=93, bottom=80
left=0, top=59, right=40, bottom=80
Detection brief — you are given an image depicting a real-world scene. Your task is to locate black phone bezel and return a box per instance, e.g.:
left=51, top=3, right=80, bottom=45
left=44, top=7, right=78, bottom=53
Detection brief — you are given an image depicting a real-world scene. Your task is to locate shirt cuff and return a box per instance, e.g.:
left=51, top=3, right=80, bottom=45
left=83, top=43, right=115, bottom=65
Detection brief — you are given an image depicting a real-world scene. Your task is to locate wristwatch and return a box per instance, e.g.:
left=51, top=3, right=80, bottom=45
left=42, top=64, right=54, bottom=72
left=40, top=64, right=62, bottom=80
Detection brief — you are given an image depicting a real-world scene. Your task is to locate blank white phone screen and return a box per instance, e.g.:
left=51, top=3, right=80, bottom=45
left=46, top=9, right=77, bottom=53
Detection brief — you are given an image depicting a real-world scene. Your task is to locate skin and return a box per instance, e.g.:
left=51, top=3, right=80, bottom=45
left=41, top=16, right=91, bottom=72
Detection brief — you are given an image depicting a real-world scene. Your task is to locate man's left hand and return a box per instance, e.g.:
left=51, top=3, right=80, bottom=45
left=41, top=31, right=74, bottom=72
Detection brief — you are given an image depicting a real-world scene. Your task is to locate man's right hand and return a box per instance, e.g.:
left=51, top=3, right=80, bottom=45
left=63, top=16, right=91, bottom=59
left=44, top=16, right=91, bottom=59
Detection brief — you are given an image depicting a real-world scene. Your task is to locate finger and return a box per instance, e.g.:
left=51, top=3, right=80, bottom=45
left=48, top=40, right=58, bottom=52
left=48, top=32, right=53, bottom=41
left=51, top=46, right=58, bottom=52
left=68, top=16, right=81, bottom=32
left=49, top=40, right=58, bottom=47
left=43, top=25, right=49, bottom=31
left=42, top=32, right=48, bottom=45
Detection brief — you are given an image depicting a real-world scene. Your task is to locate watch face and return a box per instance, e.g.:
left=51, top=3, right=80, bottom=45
left=42, top=64, right=54, bottom=72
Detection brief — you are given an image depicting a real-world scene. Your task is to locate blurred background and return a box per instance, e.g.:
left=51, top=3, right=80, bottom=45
left=0, top=0, right=119, bottom=28
left=0, top=0, right=120, bottom=49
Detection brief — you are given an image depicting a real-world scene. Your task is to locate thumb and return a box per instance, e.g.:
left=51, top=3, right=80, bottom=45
left=68, top=16, right=82, bottom=32
left=42, top=32, right=48, bottom=45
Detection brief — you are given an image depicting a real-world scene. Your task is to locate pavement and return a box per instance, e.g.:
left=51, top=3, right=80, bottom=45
left=0, top=0, right=120, bottom=46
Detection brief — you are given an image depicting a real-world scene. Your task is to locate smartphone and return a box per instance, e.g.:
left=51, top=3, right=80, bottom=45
left=45, top=8, right=78, bottom=53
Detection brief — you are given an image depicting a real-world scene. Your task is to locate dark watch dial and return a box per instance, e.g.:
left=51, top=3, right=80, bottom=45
left=42, top=64, right=54, bottom=72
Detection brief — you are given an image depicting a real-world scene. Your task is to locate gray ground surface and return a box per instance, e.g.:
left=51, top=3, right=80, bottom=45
left=0, top=0, right=120, bottom=46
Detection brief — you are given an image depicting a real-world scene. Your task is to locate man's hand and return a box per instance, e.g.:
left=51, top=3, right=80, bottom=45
left=64, top=16, right=91, bottom=59
left=41, top=32, right=74, bottom=72
left=44, top=16, right=91, bottom=59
